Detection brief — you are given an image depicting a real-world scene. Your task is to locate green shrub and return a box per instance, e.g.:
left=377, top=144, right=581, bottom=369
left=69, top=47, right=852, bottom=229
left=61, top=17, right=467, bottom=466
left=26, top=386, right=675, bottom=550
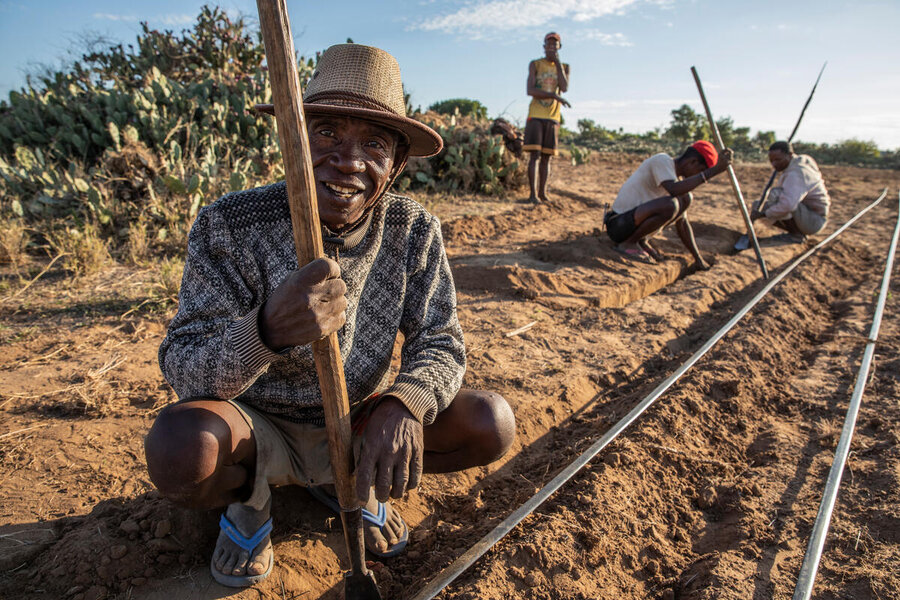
left=397, top=112, right=525, bottom=196
left=428, top=98, right=489, bottom=120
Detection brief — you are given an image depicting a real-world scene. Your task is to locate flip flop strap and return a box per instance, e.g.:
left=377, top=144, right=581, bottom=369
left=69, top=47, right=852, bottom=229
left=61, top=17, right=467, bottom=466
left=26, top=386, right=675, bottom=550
left=361, top=502, right=387, bottom=528
left=219, top=514, right=273, bottom=553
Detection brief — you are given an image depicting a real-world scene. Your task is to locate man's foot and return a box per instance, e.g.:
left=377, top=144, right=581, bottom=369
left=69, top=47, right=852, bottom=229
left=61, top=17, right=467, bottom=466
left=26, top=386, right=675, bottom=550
left=538, top=194, right=550, bottom=204
left=309, top=486, right=408, bottom=558
left=361, top=487, right=407, bottom=556
left=639, top=239, right=664, bottom=261
left=527, top=195, right=541, bottom=204
left=211, top=501, right=273, bottom=587
left=613, top=243, right=655, bottom=265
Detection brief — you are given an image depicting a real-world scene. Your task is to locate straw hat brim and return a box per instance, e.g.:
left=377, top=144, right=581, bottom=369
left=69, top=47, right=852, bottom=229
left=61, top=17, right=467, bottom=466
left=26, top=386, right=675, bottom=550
left=304, top=104, right=443, bottom=158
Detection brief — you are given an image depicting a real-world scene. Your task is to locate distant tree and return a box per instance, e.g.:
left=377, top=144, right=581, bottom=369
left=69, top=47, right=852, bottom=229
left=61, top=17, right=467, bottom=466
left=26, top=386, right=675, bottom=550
left=664, top=104, right=705, bottom=145
left=715, top=116, right=735, bottom=148
left=753, top=130, right=776, bottom=151
left=834, top=138, right=880, bottom=162
left=428, top=98, right=488, bottom=120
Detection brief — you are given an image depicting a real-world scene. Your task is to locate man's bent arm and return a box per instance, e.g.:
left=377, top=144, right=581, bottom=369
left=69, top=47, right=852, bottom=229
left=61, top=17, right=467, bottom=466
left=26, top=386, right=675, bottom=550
left=527, top=60, right=567, bottom=103
left=159, top=205, right=279, bottom=400
left=764, top=170, right=805, bottom=221
left=383, top=216, right=465, bottom=425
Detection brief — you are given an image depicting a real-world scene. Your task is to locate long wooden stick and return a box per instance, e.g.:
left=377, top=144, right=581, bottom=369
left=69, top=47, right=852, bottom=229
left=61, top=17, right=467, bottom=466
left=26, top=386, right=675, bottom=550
left=256, top=0, right=370, bottom=582
left=757, top=62, right=827, bottom=213
left=691, top=66, right=769, bottom=279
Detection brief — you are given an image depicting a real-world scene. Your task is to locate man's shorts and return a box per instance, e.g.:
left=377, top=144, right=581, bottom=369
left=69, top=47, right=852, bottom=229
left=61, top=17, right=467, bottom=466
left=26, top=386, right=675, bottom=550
left=604, top=208, right=638, bottom=244
left=789, top=202, right=827, bottom=235
left=523, top=118, right=559, bottom=156
left=229, top=398, right=371, bottom=511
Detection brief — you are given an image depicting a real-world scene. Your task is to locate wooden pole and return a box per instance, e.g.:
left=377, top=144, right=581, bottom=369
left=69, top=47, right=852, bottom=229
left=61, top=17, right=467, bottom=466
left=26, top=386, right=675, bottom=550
left=256, top=0, right=376, bottom=592
left=691, top=66, right=769, bottom=280
left=758, top=62, right=827, bottom=212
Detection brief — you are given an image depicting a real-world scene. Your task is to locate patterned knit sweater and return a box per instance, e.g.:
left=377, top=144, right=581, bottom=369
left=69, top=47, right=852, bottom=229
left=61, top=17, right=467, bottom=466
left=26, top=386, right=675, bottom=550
left=158, top=182, right=465, bottom=425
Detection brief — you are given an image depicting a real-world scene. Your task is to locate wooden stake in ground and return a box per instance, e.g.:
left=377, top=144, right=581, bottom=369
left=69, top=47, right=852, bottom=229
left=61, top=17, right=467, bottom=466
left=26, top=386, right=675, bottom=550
left=255, top=1, right=381, bottom=598
left=690, top=66, right=769, bottom=279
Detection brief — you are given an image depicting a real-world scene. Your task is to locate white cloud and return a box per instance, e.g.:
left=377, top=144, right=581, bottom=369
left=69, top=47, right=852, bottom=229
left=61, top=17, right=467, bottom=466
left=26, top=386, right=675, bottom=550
left=93, top=13, right=194, bottom=26
left=581, top=30, right=633, bottom=46
left=412, top=0, right=647, bottom=37
left=158, top=14, right=195, bottom=26
left=94, top=13, right=138, bottom=22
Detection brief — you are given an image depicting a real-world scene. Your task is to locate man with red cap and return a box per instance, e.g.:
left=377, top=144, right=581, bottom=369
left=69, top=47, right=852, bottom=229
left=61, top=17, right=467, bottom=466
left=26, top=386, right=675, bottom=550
left=524, top=31, right=570, bottom=204
left=604, top=140, right=733, bottom=267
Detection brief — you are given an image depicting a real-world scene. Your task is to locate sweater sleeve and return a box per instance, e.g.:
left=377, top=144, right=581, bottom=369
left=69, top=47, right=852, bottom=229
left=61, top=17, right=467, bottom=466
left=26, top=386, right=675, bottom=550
left=383, top=216, right=466, bottom=425
left=158, top=204, right=280, bottom=401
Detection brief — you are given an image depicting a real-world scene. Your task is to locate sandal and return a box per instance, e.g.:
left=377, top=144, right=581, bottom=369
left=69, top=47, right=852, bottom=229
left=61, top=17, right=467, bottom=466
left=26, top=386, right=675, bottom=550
left=211, top=514, right=273, bottom=587
left=307, top=486, right=409, bottom=559
left=613, top=245, right=655, bottom=264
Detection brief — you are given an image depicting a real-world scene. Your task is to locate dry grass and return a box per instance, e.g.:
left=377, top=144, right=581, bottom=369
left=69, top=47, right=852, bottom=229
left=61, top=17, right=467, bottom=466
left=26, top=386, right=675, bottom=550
left=47, top=223, right=110, bottom=277
left=0, top=217, right=29, bottom=278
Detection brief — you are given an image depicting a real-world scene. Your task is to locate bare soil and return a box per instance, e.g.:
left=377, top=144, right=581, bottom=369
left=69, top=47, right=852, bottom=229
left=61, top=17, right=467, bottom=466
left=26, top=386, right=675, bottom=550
left=1, top=155, right=898, bottom=600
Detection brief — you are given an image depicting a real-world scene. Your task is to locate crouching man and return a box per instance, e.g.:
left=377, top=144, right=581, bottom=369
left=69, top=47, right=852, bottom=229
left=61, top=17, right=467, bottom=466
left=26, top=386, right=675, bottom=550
left=604, top=140, right=732, bottom=267
left=144, top=44, right=515, bottom=588
left=751, top=141, right=830, bottom=243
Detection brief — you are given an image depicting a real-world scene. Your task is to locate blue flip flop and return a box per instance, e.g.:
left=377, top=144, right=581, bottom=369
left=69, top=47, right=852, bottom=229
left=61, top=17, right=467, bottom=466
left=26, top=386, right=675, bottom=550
left=211, top=514, right=274, bottom=587
left=307, top=486, right=409, bottom=559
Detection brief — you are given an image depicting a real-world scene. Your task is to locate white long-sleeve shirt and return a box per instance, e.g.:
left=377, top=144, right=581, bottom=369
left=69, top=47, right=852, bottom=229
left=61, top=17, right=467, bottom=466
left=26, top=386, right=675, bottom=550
left=764, top=154, right=830, bottom=221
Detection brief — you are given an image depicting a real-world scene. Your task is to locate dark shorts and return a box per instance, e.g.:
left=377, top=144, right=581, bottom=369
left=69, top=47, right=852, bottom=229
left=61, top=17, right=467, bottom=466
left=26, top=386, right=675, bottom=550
left=523, top=118, right=559, bottom=156
left=604, top=208, right=638, bottom=244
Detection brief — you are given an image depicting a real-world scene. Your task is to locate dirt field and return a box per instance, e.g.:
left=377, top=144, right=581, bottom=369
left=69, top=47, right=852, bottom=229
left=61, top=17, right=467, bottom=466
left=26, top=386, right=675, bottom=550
left=1, top=155, right=898, bottom=600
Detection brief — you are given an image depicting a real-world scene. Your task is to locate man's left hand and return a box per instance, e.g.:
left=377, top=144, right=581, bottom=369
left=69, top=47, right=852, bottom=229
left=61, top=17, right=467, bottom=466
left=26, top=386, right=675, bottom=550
left=356, top=396, right=423, bottom=503
left=750, top=208, right=765, bottom=221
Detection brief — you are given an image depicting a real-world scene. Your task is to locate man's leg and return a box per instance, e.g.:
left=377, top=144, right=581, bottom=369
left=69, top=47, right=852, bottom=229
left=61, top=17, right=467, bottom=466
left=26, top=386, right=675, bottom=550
left=527, top=151, right=541, bottom=203
left=145, top=400, right=272, bottom=582
left=537, top=154, right=552, bottom=204
left=422, top=389, right=516, bottom=473
left=617, top=196, right=680, bottom=251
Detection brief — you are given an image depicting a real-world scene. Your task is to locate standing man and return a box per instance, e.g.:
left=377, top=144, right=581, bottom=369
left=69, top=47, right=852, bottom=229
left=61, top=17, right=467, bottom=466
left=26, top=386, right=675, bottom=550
left=604, top=140, right=732, bottom=267
left=524, top=32, right=570, bottom=204
left=751, top=141, right=830, bottom=243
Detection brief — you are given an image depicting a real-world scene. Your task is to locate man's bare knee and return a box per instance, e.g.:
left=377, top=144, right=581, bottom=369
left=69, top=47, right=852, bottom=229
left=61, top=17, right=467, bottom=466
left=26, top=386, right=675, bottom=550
left=660, top=197, right=680, bottom=221
left=145, top=405, right=229, bottom=505
left=466, top=391, right=516, bottom=465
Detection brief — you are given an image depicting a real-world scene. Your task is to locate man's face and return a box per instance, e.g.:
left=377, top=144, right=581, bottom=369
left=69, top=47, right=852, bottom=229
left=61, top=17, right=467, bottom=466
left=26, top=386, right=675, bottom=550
left=768, top=149, right=792, bottom=172
left=308, top=116, right=400, bottom=230
left=681, top=156, right=706, bottom=178
left=543, top=38, right=560, bottom=59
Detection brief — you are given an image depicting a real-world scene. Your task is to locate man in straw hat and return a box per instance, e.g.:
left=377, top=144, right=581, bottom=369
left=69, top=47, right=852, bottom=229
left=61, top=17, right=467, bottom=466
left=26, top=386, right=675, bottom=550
left=145, top=44, right=516, bottom=587
left=604, top=140, right=733, bottom=266
left=524, top=31, right=570, bottom=204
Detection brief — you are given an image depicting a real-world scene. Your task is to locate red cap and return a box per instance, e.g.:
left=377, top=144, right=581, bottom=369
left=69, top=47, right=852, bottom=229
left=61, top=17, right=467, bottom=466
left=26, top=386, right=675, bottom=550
left=691, top=140, right=718, bottom=168
left=544, top=32, right=561, bottom=44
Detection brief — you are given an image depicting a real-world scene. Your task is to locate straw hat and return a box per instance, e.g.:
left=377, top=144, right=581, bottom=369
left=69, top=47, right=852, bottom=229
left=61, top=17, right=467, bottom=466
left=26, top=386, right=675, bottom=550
left=302, top=44, right=443, bottom=158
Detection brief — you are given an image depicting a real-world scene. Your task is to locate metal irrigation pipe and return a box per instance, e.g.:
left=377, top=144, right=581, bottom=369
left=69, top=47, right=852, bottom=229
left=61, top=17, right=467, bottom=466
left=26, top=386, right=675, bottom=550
left=792, top=190, right=900, bottom=600
left=411, top=188, right=889, bottom=600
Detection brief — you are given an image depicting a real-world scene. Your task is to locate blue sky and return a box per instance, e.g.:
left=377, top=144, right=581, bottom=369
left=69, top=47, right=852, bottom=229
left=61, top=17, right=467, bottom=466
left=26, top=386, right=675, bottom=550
left=2, top=0, right=899, bottom=149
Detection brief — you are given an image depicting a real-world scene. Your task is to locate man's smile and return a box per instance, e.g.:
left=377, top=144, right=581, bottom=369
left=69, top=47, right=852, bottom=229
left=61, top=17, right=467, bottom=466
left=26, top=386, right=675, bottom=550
left=323, top=182, right=364, bottom=199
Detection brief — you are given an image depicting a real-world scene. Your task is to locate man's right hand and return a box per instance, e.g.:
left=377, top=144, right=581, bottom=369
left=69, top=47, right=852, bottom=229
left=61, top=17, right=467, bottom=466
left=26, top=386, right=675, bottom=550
left=714, top=148, right=734, bottom=173
left=558, top=95, right=571, bottom=108
left=259, top=257, right=347, bottom=351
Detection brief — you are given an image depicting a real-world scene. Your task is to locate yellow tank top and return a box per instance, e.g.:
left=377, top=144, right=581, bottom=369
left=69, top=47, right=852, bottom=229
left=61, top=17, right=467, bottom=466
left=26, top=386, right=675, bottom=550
left=528, top=58, right=566, bottom=122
